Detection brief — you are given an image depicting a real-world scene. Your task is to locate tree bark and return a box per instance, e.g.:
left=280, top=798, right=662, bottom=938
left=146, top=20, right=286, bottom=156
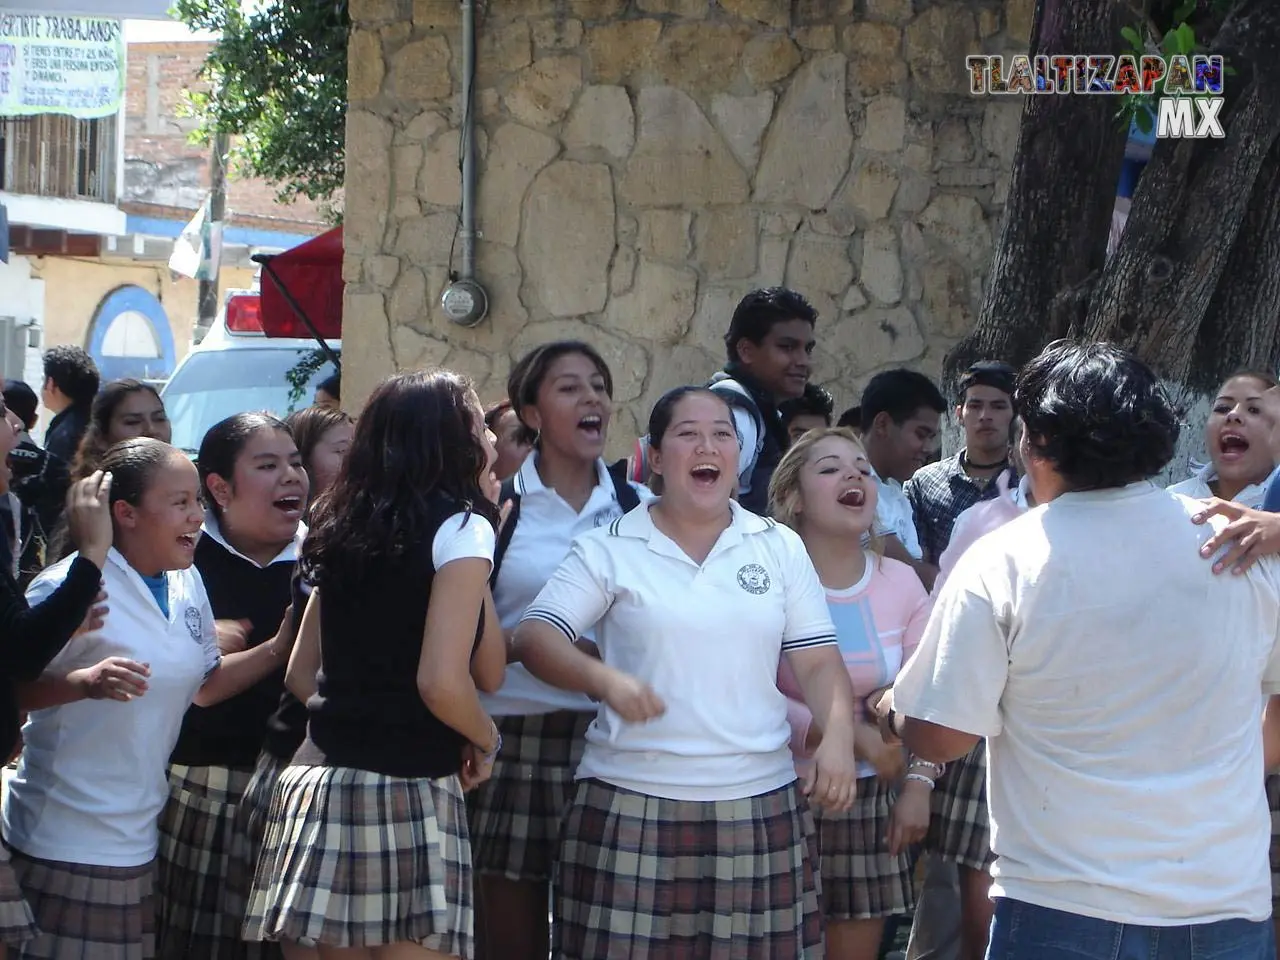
left=1191, top=135, right=1280, bottom=387
left=943, top=0, right=1128, bottom=382
left=1080, top=0, right=1280, bottom=380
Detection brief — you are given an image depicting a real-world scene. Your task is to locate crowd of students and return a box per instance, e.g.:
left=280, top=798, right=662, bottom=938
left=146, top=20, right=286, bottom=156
left=0, top=288, right=1277, bottom=960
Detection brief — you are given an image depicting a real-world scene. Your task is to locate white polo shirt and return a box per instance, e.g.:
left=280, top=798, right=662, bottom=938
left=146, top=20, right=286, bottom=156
left=522, top=500, right=837, bottom=801
left=870, top=466, right=923, bottom=560
left=894, top=483, right=1280, bottom=925
left=3, top=548, right=221, bottom=868
left=483, top=455, right=653, bottom=716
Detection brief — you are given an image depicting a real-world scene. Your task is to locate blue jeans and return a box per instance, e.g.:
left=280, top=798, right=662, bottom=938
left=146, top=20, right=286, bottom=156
left=987, top=898, right=1275, bottom=960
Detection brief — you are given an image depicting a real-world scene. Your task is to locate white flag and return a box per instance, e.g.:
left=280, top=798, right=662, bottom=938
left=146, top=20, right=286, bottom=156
left=168, top=197, right=223, bottom=280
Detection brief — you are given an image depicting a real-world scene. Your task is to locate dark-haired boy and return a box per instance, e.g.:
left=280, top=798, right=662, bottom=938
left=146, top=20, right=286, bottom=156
left=711, top=287, right=817, bottom=514
left=858, top=369, right=947, bottom=587
left=779, top=384, right=834, bottom=444
left=904, top=362, right=1019, bottom=568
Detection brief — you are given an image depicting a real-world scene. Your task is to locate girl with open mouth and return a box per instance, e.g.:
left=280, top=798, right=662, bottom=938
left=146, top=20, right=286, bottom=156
left=1168, top=370, right=1278, bottom=509
left=4, top=437, right=300, bottom=960
left=155, top=413, right=309, bottom=960
left=770, top=428, right=934, bottom=960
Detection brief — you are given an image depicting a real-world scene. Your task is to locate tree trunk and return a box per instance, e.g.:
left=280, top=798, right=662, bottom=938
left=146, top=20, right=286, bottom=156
left=943, top=0, right=1127, bottom=382
left=1192, top=135, right=1280, bottom=386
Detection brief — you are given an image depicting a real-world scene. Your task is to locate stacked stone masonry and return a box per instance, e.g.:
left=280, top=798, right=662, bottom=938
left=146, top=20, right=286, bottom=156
left=343, top=0, right=1033, bottom=453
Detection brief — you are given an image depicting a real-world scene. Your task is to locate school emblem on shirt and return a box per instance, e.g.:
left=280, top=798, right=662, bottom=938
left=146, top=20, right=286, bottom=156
left=184, top=607, right=203, bottom=643
left=594, top=506, right=623, bottom=528
left=737, top=563, right=771, bottom=595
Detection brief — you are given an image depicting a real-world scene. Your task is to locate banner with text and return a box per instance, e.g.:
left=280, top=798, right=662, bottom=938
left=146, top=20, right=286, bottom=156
left=0, top=13, right=124, bottom=120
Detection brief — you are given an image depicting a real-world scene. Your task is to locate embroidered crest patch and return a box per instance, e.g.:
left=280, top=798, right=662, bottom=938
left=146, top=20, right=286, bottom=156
left=737, top=563, right=771, bottom=595
left=184, top=607, right=203, bottom=643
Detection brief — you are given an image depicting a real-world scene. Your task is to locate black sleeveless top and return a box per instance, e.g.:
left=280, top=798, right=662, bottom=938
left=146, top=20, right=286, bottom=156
left=294, top=502, right=488, bottom=779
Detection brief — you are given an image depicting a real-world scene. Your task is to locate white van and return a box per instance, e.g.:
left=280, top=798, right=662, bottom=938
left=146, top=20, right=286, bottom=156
left=161, top=290, right=340, bottom=457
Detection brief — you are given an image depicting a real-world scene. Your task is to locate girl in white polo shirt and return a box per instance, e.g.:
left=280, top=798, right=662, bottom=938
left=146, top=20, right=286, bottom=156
left=1168, top=370, right=1277, bottom=508
left=770, top=427, right=933, bottom=960
left=513, top=385, right=858, bottom=960
left=467, top=341, right=650, bottom=960
left=4, top=437, right=302, bottom=960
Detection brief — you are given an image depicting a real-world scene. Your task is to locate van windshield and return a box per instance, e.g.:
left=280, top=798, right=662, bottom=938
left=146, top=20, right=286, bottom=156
left=162, top=347, right=339, bottom=455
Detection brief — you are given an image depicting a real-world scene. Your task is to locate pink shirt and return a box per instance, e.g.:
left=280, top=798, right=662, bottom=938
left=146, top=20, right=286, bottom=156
left=933, top=471, right=1029, bottom=596
left=778, top=552, right=930, bottom=777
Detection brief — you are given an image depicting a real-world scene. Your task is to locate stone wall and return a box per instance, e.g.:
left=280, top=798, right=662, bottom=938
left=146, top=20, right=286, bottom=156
left=342, top=0, right=1032, bottom=453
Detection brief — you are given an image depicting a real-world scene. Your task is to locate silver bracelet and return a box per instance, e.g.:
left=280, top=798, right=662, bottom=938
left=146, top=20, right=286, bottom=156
left=904, top=772, right=936, bottom=789
left=908, top=757, right=945, bottom=776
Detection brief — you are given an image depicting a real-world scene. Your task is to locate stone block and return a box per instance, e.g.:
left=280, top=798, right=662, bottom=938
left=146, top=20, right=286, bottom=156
left=586, top=20, right=662, bottom=84
left=477, top=20, right=531, bottom=82
left=637, top=210, right=692, bottom=262
left=865, top=0, right=914, bottom=23
left=367, top=255, right=401, bottom=289
left=695, top=208, right=758, bottom=279
left=411, top=0, right=460, bottom=28
left=564, top=85, right=635, bottom=159
left=918, top=195, right=990, bottom=263
left=718, top=0, right=790, bottom=28
left=389, top=36, right=452, bottom=101
left=393, top=142, right=423, bottom=196
left=347, top=28, right=385, bottom=101
left=919, top=259, right=974, bottom=337
left=893, top=170, right=932, bottom=216
left=418, top=129, right=461, bottom=207
left=504, top=56, right=583, bottom=128
left=621, top=87, right=749, bottom=207
left=845, top=24, right=909, bottom=98
left=710, top=92, right=775, bottom=173
left=399, top=109, right=449, bottom=145
left=934, top=118, right=974, bottom=163
left=905, top=6, right=978, bottom=94
left=390, top=209, right=458, bottom=265
left=742, top=35, right=803, bottom=87
left=755, top=54, right=853, bottom=210
left=388, top=265, right=429, bottom=332
left=831, top=306, right=925, bottom=373
left=652, top=23, right=752, bottom=94
left=342, top=254, right=363, bottom=284
left=569, top=0, right=628, bottom=17
left=605, top=258, right=698, bottom=344
left=531, top=18, right=584, bottom=51
left=1006, top=0, right=1034, bottom=42
left=476, top=123, right=560, bottom=247
left=982, top=99, right=1022, bottom=165
left=689, top=283, right=756, bottom=357
left=642, top=344, right=721, bottom=410
left=344, top=111, right=394, bottom=257
left=819, top=156, right=900, bottom=233
left=978, top=8, right=1001, bottom=37
left=795, top=0, right=854, bottom=22
left=350, top=0, right=405, bottom=23
left=343, top=291, right=393, bottom=410
left=638, top=0, right=709, bottom=15
left=786, top=231, right=854, bottom=296
left=796, top=27, right=836, bottom=51
left=520, top=161, right=615, bottom=317
left=862, top=95, right=906, bottom=152
left=611, top=245, right=637, bottom=295
left=860, top=223, right=902, bottom=304
left=475, top=241, right=528, bottom=327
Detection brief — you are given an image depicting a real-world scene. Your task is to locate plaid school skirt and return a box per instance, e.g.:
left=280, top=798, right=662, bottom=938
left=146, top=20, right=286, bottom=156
left=7, top=848, right=154, bottom=959
left=223, top=752, right=290, bottom=947
left=925, top=740, right=995, bottom=872
left=466, top=710, right=592, bottom=883
left=155, top=763, right=264, bottom=960
left=815, top=775, right=916, bottom=921
left=554, top=778, right=824, bottom=960
left=0, top=842, right=36, bottom=946
left=243, top=764, right=473, bottom=956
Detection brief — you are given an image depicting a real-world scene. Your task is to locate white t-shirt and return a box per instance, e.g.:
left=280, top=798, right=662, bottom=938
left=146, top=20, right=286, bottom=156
left=433, top=510, right=496, bottom=570
left=484, top=456, right=652, bottom=716
left=1167, top=464, right=1269, bottom=508
left=872, top=468, right=923, bottom=560
left=522, top=500, right=837, bottom=801
left=894, top=482, right=1280, bottom=925
left=3, top=549, right=222, bottom=867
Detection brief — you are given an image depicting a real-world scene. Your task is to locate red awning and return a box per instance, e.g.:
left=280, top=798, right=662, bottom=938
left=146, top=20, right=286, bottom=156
left=259, top=226, right=344, bottom=340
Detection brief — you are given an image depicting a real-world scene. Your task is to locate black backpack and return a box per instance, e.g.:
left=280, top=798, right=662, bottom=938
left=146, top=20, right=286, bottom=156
left=490, top=459, right=641, bottom=583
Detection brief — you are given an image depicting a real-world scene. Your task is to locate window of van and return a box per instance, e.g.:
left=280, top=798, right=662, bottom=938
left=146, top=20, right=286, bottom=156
left=162, top=348, right=340, bottom=455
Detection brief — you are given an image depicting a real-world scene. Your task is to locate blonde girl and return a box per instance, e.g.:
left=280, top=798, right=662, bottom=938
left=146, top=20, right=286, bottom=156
left=771, top=427, right=933, bottom=960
